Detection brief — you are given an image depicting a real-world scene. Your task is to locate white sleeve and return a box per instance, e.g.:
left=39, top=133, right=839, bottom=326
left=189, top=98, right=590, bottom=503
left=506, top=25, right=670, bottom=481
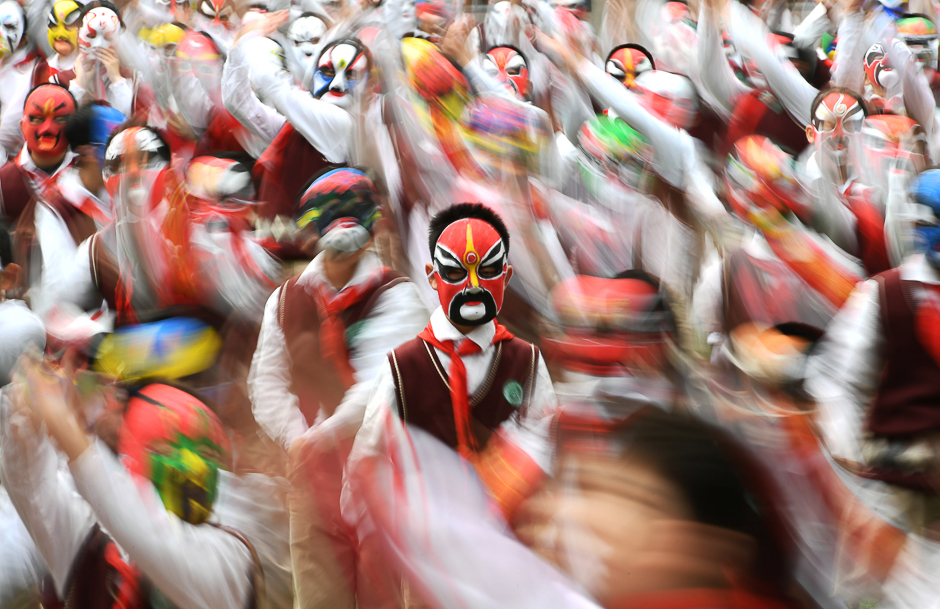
left=578, top=58, right=688, bottom=188
left=690, top=251, right=724, bottom=345
left=805, top=279, right=883, bottom=463
left=316, top=282, right=429, bottom=443
left=728, top=1, right=818, bottom=128
left=792, top=3, right=832, bottom=50
left=463, top=59, right=508, bottom=97
left=697, top=2, right=750, bottom=116
left=830, top=11, right=866, bottom=92
left=247, top=288, right=309, bottom=451
left=222, top=45, right=287, bottom=145
left=70, top=444, right=253, bottom=609
left=234, top=38, right=352, bottom=164
left=108, top=77, right=133, bottom=117
left=0, top=390, right=96, bottom=597
left=496, top=356, right=558, bottom=473
left=32, top=205, right=94, bottom=320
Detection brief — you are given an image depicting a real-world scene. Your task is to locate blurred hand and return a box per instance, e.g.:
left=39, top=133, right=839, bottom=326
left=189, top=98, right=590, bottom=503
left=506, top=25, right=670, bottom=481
left=438, top=16, right=475, bottom=67
left=234, top=10, right=289, bottom=46
left=98, top=48, right=123, bottom=84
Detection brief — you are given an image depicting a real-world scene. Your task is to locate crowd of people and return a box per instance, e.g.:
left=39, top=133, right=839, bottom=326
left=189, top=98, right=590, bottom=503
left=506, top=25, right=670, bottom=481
left=0, top=0, right=939, bottom=605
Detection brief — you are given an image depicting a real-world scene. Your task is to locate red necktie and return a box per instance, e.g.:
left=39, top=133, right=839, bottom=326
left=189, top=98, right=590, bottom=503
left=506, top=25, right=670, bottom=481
left=418, top=321, right=514, bottom=458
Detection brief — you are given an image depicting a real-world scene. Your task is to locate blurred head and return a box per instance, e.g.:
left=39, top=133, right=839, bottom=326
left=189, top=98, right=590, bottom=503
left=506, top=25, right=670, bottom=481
left=0, top=0, right=25, bottom=59
left=526, top=406, right=786, bottom=606
left=725, top=135, right=807, bottom=224
left=102, top=126, right=171, bottom=203
left=898, top=14, right=938, bottom=70
left=402, top=36, right=469, bottom=121
left=484, top=45, right=530, bottom=102
left=633, top=70, right=698, bottom=131
left=460, top=93, right=546, bottom=173
left=544, top=273, right=675, bottom=376
left=174, top=31, right=223, bottom=101
left=47, top=0, right=81, bottom=57
left=118, top=383, right=228, bottom=524
left=549, top=0, right=586, bottom=19
left=312, top=37, right=370, bottom=110
left=605, top=44, right=654, bottom=91
left=296, top=167, right=380, bottom=258
left=64, top=102, right=125, bottom=192
left=77, top=2, right=122, bottom=54
left=908, top=169, right=940, bottom=269
left=807, top=88, right=867, bottom=179
left=426, top=203, right=511, bottom=327
left=577, top=114, right=650, bottom=191
left=415, top=0, right=455, bottom=41
left=139, top=22, right=186, bottom=57
left=852, top=114, right=927, bottom=195
left=21, top=84, right=77, bottom=166
left=863, top=42, right=899, bottom=99
left=191, top=0, right=235, bottom=27
left=186, top=155, right=255, bottom=202
left=288, top=12, right=327, bottom=72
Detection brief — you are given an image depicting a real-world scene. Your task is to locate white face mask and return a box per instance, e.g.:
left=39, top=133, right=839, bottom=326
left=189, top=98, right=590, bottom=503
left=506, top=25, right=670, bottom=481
left=312, top=40, right=369, bottom=110
left=79, top=7, right=121, bottom=53
left=0, top=0, right=25, bottom=58
left=320, top=222, right=370, bottom=254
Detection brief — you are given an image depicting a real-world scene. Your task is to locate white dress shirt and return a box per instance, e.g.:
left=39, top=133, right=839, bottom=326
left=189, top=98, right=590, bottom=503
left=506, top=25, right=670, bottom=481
left=248, top=249, right=429, bottom=451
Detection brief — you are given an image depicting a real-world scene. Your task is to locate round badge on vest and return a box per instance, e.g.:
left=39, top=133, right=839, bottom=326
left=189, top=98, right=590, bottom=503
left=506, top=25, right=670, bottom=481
left=503, top=380, right=523, bottom=407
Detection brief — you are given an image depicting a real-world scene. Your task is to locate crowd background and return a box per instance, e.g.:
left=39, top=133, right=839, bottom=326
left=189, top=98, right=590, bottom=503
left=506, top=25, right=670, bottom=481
left=1, top=0, right=940, bottom=606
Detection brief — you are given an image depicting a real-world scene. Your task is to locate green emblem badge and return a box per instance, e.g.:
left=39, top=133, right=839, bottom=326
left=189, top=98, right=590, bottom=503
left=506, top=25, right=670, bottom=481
left=503, top=380, right=523, bottom=407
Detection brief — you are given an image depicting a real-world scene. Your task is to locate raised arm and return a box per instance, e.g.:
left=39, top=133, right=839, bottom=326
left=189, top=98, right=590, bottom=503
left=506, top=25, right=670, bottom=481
left=727, top=0, right=818, bottom=127
left=221, top=41, right=287, bottom=145
left=697, top=0, right=750, bottom=116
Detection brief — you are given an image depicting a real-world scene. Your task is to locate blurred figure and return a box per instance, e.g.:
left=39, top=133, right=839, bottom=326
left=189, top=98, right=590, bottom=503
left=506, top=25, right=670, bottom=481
left=808, top=168, right=940, bottom=532
left=514, top=405, right=797, bottom=609
left=45, top=0, right=81, bottom=73
left=2, top=371, right=293, bottom=609
left=249, top=167, right=427, bottom=609
left=345, top=203, right=558, bottom=605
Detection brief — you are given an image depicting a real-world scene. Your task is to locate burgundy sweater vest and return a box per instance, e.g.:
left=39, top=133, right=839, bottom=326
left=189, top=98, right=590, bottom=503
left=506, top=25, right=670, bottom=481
left=278, top=269, right=408, bottom=425
left=868, top=268, right=940, bottom=437
left=721, top=248, right=833, bottom=332
left=387, top=336, right=540, bottom=450
left=253, top=124, right=340, bottom=220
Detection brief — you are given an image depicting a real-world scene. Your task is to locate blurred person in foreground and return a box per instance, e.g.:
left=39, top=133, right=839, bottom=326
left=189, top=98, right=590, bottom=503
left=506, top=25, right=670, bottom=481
left=1, top=362, right=293, bottom=609
left=808, top=168, right=940, bottom=532
left=514, top=405, right=799, bottom=609
left=249, top=167, right=428, bottom=609
left=343, top=202, right=558, bottom=606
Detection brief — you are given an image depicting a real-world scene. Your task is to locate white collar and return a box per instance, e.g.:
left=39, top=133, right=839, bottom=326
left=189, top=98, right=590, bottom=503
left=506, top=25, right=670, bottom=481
left=16, top=146, right=77, bottom=180
left=428, top=306, right=495, bottom=350
left=300, top=247, right=383, bottom=293
left=901, top=254, right=940, bottom=285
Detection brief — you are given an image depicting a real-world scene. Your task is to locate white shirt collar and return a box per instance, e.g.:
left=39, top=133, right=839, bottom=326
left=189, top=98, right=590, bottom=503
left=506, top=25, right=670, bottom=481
left=901, top=254, right=940, bottom=285
left=429, top=306, right=495, bottom=350
left=16, top=146, right=77, bottom=180
left=299, top=247, right=384, bottom=294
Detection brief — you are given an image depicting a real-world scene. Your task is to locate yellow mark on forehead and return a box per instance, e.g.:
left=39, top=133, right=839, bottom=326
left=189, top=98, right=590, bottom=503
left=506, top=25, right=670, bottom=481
left=466, top=221, right=475, bottom=254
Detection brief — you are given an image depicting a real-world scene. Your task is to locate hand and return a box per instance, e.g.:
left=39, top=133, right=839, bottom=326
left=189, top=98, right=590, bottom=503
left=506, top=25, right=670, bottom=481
left=98, top=48, right=123, bottom=84
left=535, top=31, right=580, bottom=78
left=234, top=10, right=289, bottom=46
left=438, top=16, right=475, bottom=67
left=15, top=354, right=91, bottom=461
left=74, top=53, right=91, bottom=90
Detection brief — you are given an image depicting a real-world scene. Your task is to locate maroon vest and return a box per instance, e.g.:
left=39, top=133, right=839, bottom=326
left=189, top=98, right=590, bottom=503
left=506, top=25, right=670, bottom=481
left=387, top=336, right=540, bottom=450
left=869, top=268, right=940, bottom=437
left=722, top=248, right=833, bottom=332
left=43, top=525, right=262, bottom=609
left=253, top=124, right=338, bottom=220
left=278, top=268, right=408, bottom=424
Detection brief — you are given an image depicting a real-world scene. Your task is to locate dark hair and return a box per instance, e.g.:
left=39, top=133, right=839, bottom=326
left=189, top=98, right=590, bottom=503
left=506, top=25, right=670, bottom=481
left=606, top=408, right=792, bottom=594
left=24, top=82, right=77, bottom=110
left=0, top=218, right=12, bottom=268
left=606, top=43, right=656, bottom=71
left=428, top=203, right=510, bottom=256
left=64, top=101, right=109, bottom=148
left=810, top=86, right=869, bottom=122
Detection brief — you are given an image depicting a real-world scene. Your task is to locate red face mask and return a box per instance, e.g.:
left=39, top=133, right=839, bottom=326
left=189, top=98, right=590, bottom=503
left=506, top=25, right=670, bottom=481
left=21, top=85, right=75, bottom=161
left=484, top=46, right=530, bottom=101
left=432, top=218, right=508, bottom=326
left=605, top=45, right=654, bottom=90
